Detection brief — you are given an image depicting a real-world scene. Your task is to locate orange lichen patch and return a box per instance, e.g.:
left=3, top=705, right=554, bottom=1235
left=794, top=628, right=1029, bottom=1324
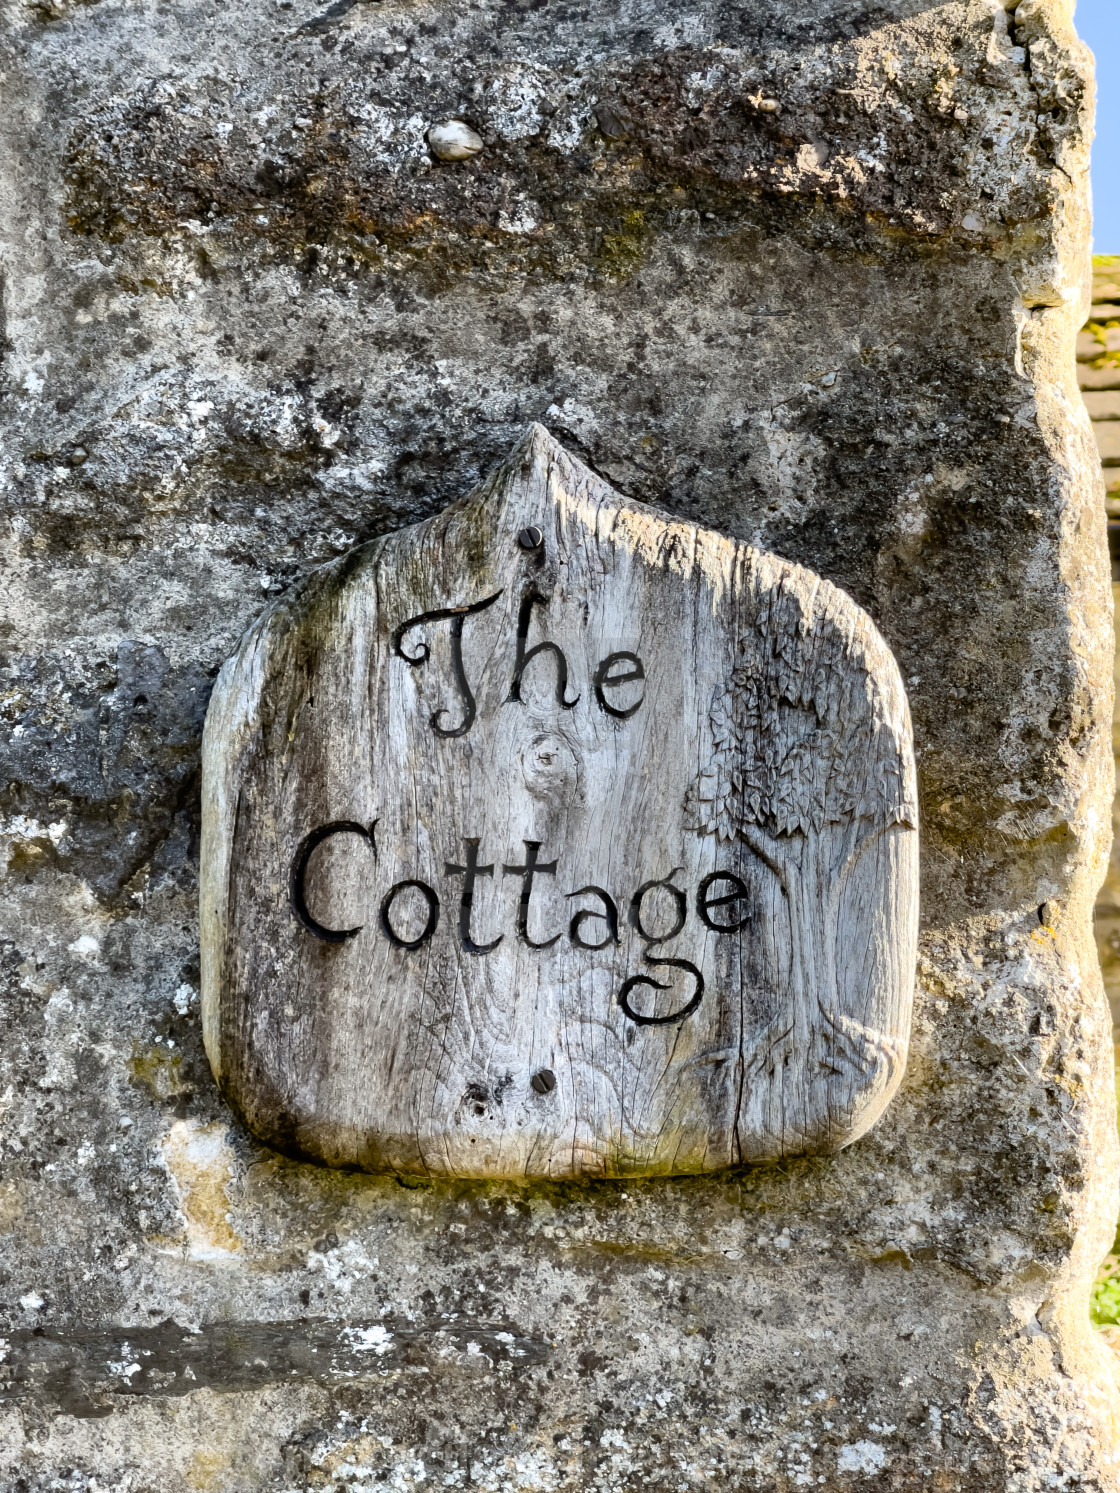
left=128, top=1041, right=193, bottom=1100
left=305, top=1435, right=385, bottom=1485
left=0, top=1182, right=23, bottom=1235
left=186, top=1448, right=236, bottom=1492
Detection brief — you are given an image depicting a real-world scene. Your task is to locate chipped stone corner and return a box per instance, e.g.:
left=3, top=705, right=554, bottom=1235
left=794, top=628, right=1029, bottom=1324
left=158, top=1119, right=243, bottom=1259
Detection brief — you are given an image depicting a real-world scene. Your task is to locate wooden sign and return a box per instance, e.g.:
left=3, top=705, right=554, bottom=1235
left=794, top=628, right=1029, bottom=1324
left=201, top=425, right=918, bottom=1179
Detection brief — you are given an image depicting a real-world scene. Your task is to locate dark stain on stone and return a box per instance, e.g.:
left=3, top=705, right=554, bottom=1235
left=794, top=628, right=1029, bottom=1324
left=0, top=641, right=212, bottom=904
left=0, top=1315, right=549, bottom=1418
left=61, top=26, right=1077, bottom=290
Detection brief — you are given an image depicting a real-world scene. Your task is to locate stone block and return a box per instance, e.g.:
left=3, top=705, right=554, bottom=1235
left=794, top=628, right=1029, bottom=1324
left=1084, top=391, right=1120, bottom=420
left=0, top=0, right=1115, bottom=1488
left=1080, top=362, right=1120, bottom=390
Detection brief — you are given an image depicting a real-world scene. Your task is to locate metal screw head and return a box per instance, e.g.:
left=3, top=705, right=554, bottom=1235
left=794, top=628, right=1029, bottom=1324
left=530, top=1068, right=556, bottom=1095
left=517, top=526, right=544, bottom=551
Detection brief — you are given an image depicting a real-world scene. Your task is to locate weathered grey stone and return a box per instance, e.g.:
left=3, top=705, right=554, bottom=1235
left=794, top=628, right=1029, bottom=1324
left=0, top=0, right=1115, bottom=1487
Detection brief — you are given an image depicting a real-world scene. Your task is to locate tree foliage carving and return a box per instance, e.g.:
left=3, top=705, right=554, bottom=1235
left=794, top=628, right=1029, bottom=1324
left=686, top=574, right=916, bottom=849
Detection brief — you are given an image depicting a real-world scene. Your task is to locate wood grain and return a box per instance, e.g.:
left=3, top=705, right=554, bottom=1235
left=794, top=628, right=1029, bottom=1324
left=201, top=424, right=919, bottom=1178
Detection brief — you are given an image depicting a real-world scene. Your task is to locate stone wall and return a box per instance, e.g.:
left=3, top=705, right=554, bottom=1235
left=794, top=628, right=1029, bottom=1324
left=0, top=1, right=1118, bottom=1489
left=1083, top=257, right=1120, bottom=1344
left=1088, top=258, right=1120, bottom=1046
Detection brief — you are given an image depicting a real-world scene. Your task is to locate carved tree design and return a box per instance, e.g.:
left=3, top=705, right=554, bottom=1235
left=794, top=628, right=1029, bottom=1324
left=685, top=572, right=917, bottom=1143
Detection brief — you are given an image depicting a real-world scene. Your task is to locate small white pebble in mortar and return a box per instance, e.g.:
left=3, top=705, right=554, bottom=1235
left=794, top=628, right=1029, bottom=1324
left=428, top=121, right=483, bottom=162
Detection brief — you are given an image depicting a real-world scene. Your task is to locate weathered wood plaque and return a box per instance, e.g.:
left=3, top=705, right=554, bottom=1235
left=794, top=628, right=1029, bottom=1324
left=201, top=425, right=918, bottom=1178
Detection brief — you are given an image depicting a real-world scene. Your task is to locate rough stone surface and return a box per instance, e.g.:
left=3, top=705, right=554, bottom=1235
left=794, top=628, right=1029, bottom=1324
left=0, top=0, right=1115, bottom=1487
